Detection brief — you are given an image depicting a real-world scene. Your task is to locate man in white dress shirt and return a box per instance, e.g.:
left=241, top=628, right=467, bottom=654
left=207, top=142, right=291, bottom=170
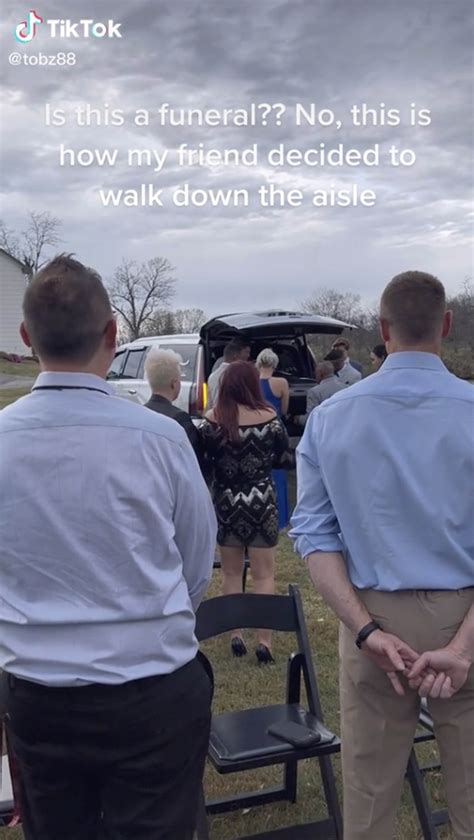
left=331, top=337, right=363, bottom=383
left=0, top=254, right=217, bottom=840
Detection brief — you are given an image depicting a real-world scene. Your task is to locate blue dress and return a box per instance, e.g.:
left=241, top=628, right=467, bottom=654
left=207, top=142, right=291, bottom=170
left=260, top=378, right=290, bottom=530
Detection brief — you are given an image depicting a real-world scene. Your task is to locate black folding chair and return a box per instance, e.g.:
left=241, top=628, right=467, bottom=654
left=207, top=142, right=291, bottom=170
left=195, top=584, right=342, bottom=840
left=0, top=754, right=13, bottom=828
left=0, top=720, right=14, bottom=829
left=405, top=701, right=449, bottom=839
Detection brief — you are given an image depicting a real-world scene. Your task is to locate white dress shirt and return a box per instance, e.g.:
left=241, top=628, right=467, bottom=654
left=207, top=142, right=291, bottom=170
left=338, top=360, right=362, bottom=386
left=0, top=372, right=217, bottom=686
left=207, top=362, right=230, bottom=407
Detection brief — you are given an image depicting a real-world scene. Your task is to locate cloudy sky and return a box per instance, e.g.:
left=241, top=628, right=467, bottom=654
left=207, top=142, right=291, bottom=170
left=1, top=0, right=472, bottom=314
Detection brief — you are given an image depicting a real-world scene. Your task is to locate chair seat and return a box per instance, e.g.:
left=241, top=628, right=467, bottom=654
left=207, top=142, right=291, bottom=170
left=209, top=703, right=339, bottom=772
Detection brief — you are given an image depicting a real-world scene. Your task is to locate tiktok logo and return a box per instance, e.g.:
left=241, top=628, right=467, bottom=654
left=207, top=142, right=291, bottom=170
left=15, top=10, right=43, bottom=43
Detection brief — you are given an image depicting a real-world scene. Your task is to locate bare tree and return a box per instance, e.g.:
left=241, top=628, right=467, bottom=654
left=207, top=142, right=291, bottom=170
left=142, top=310, right=173, bottom=336
left=109, top=258, right=177, bottom=340
left=0, top=221, right=20, bottom=259
left=301, top=288, right=363, bottom=324
left=173, top=308, right=207, bottom=333
left=446, top=279, right=474, bottom=349
left=0, top=211, right=62, bottom=275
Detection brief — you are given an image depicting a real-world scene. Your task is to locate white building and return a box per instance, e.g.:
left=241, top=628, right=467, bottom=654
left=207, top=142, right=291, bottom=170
left=0, top=249, right=28, bottom=355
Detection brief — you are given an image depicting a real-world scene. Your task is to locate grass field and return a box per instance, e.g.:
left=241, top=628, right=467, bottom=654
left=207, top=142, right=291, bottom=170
left=0, top=358, right=37, bottom=410
left=0, top=359, right=39, bottom=378
left=0, top=390, right=30, bottom=411
left=0, top=388, right=454, bottom=839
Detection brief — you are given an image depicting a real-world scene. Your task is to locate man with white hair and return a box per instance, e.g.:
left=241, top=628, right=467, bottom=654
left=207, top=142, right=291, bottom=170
left=144, top=347, right=202, bottom=464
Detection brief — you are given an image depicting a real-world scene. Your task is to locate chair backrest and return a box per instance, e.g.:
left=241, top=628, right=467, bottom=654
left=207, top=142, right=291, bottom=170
left=195, top=590, right=297, bottom=640
left=195, top=584, right=325, bottom=720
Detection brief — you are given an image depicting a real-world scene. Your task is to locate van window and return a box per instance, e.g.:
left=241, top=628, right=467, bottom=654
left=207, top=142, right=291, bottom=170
left=144, top=344, right=198, bottom=381
left=121, top=348, right=146, bottom=379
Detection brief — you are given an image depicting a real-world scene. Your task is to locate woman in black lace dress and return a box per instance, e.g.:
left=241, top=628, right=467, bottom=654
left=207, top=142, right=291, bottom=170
left=200, top=361, right=293, bottom=662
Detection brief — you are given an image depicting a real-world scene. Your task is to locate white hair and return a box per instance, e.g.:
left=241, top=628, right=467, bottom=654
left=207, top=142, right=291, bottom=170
left=144, top=347, right=182, bottom=391
left=256, top=348, right=279, bottom=370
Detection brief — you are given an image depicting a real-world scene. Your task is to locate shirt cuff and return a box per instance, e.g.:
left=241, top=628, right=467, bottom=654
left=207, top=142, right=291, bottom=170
left=291, top=533, right=344, bottom=559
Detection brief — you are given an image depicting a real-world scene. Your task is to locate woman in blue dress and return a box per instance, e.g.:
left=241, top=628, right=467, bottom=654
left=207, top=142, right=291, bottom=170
left=256, top=348, right=291, bottom=530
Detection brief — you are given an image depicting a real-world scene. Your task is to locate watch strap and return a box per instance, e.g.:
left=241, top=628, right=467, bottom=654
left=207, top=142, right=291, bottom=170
left=355, top=620, right=382, bottom=649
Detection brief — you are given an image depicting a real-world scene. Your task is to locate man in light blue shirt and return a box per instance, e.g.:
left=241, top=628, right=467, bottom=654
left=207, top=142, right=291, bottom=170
left=291, top=271, right=474, bottom=840
left=0, top=254, right=217, bottom=840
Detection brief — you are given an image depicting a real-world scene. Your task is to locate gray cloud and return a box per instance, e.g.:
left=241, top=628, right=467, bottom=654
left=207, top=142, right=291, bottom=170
left=1, top=0, right=472, bottom=312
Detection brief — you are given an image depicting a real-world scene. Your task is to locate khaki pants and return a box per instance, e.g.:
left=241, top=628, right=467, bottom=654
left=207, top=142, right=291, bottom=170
left=339, top=588, right=474, bottom=840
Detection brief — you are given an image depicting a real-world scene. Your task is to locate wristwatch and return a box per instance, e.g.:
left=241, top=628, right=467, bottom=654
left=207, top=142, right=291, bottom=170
left=355, top=620, right=382, bottom=649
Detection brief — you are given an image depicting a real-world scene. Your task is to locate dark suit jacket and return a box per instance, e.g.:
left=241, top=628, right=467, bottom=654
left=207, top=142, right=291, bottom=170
left=144, top=394, right=204, bottom=467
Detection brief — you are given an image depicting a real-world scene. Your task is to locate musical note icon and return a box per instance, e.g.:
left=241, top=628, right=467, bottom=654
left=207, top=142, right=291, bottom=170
left=15, top=10, right=43, bottom=43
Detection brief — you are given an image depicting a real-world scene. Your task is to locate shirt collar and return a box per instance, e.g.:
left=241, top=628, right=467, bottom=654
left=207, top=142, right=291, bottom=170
left=32, top=371, right=114, bottom=394
left=381, top=352, right=448, bottom=373
left=149, top=393, right=171, bottom=404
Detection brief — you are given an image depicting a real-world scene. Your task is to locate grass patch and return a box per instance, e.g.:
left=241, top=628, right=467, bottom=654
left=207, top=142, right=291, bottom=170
left=0, top=537, right=453, bottom=839
left=0, top=389, right=30, bottom=410
left=0, top=359, right=39, bottom=378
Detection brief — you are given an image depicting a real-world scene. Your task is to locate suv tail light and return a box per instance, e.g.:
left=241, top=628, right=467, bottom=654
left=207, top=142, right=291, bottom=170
left=189, top=346, right=206, bottom=417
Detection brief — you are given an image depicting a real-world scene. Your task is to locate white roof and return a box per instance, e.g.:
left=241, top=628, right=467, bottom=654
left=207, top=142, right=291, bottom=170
left=120, top=333, right=199, bottom=351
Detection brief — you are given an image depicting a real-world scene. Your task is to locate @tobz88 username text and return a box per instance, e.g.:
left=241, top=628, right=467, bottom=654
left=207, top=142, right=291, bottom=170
left=9, top=51, right=76, bottom=66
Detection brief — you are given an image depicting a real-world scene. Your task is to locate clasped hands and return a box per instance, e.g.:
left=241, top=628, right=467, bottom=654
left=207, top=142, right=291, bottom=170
left=361, top=629, right=472, bottom=699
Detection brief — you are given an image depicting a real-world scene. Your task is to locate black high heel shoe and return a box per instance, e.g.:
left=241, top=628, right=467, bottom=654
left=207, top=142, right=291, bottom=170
left=231, top=637, right=247, bottom=657
left=255, top=644, right=275, bottom=664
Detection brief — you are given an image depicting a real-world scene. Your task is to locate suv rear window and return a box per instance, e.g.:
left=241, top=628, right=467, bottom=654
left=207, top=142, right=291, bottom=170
left=107, top=349, right=127, bottom=379
left=121, top=348, right=146, bottom=379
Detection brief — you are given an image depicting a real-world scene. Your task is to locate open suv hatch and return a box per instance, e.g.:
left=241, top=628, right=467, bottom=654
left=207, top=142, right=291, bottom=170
left=107, top=310, right=355, bottom=433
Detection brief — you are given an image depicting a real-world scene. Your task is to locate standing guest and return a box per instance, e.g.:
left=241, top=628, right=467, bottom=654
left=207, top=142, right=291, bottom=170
left=323, top=348, right=346, bottom=379
left=201, top=361, right=293, bottom=664
left=207, top=339, right=250, bottom=408
left=256, top=347, right=291, bottom=530
left=291, top=270, right=474, bottom=840
left=332, top=336, right=362, bottom=374
left=144, top=346, right=203, bottom=466
left=306, top=360, right=346, bottom=413
left=370, top=343, right=388, bottom=371
left=0, top=255, right=217, bottom=840
left=210, top=337, right=251, bottom=373
left=325, top=347, right=360, bottom=386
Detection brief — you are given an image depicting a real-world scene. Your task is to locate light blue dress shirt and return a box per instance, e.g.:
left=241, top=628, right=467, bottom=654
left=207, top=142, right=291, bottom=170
left=0, top=372, right=217, bottom=686
left=290, top=353, right=474, bottom=591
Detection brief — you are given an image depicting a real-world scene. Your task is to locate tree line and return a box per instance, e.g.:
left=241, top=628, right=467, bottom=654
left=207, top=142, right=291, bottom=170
left=1, top=213, right=472, bottom=378
left=302, top=285, right=474, bottom=378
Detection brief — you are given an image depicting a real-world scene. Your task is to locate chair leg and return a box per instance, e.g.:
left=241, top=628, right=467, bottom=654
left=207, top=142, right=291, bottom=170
left=195, top=783, right=210, bottom=840
left=242, top=559, right=249, bottom=592
left=318, top=754, right=343, bottom=840
left=406, top=750, right=438, bottom=840
left=284, top=759, right=298, bottom=803
left=319, top=755, right=343, bottom=840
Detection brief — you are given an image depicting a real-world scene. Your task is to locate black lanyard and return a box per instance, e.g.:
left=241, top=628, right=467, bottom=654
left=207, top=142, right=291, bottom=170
left=32, top=385, right=110, bottom=395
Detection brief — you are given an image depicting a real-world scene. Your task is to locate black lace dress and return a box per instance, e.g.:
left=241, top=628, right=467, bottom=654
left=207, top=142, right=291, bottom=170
left=200, top=417, right=294, bottom=548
